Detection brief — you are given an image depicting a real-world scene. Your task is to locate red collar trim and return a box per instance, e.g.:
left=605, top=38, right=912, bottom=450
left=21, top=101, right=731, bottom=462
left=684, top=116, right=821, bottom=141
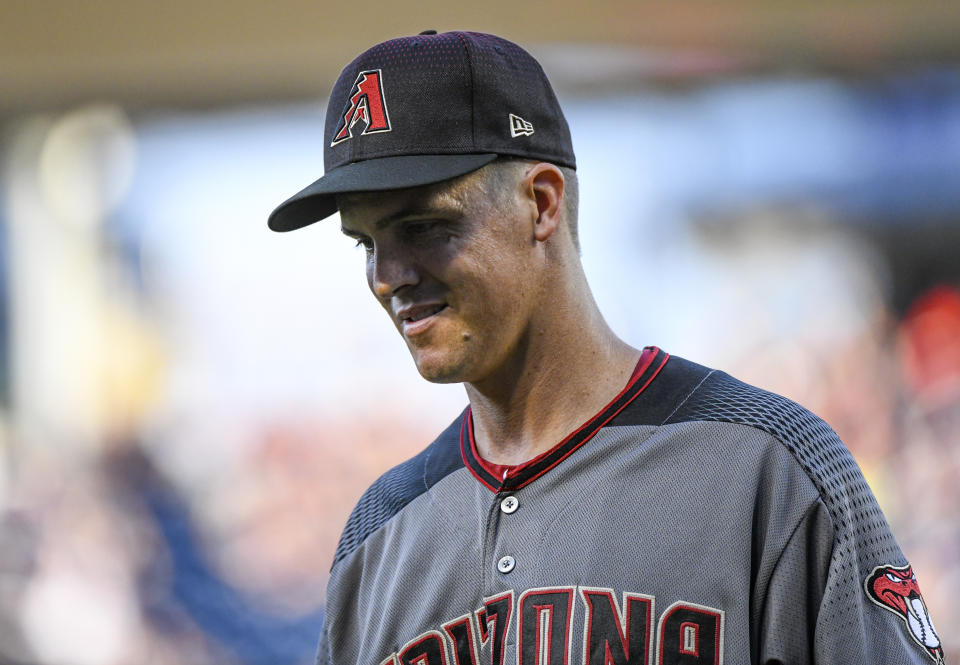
left=460, top=346, right=669, bottom=492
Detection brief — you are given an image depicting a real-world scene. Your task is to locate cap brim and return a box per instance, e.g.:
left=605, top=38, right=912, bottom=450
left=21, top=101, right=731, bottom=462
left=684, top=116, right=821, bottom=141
left=268, top=153, right=499, bottom=232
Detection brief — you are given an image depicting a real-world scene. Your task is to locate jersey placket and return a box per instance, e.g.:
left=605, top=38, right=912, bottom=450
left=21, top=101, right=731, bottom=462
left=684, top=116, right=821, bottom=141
left=482, top=483, right=534, bottom=595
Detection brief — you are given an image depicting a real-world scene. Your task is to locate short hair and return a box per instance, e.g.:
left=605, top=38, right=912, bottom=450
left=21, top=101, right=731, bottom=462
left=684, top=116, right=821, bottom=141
left=480, top=157, right=580, bottom=252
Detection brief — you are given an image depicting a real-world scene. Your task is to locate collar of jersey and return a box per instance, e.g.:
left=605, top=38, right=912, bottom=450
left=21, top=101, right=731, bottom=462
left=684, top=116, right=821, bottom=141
left=460, top=346, right=669, bottom=492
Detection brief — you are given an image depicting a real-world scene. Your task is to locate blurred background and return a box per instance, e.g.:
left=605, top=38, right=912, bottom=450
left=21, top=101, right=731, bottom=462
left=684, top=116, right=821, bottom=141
left=1, top=2, right=958, bottom=663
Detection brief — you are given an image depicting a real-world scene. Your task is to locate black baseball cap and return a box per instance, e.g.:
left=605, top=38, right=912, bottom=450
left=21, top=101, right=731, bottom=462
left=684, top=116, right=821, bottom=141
left=268, top=30, right=576, bottom=232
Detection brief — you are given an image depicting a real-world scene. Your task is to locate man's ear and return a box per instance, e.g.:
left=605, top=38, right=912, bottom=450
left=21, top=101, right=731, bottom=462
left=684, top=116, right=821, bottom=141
left=523, top=163, right=565, bottom=242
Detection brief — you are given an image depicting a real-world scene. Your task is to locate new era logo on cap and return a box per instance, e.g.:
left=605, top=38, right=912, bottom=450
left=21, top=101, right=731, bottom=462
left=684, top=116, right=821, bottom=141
left=509, top=113, right=534, bottom=137
left=331, top=69, right=392, bottom=147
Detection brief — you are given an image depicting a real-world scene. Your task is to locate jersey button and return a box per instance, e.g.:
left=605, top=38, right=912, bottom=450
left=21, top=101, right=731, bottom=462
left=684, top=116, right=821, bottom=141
left=497, top=555, right=516, bottom=574
left=500, top=496, right=519, bottom=514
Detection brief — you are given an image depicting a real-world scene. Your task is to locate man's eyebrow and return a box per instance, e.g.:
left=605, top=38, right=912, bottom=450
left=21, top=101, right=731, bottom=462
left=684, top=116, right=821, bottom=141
left=341, top=201, right=464, bottom=236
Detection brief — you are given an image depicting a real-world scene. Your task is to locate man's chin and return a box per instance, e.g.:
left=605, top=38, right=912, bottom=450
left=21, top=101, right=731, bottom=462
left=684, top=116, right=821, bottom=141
left=411, top=352, right=468, bottom=384
left=414, top=362, right=464, bottom=384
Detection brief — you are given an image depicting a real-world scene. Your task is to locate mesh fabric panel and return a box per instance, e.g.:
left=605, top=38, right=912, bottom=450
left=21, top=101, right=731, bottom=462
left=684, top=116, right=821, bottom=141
left=664, top=371, right=903, bottom=633
left=331, top=414, right=464, bottom=567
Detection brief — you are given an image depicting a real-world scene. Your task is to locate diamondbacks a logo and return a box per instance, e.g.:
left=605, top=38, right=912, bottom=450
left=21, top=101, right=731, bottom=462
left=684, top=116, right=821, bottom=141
left=331, top=69, right=392, bottom=147
left=509, top=113, right=534, bottom=137
left=865, top=564, right=943, bottom=663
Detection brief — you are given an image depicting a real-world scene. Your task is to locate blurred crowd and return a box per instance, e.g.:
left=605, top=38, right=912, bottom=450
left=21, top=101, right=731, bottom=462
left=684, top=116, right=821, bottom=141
left=0, top=407, right=438, bottom=664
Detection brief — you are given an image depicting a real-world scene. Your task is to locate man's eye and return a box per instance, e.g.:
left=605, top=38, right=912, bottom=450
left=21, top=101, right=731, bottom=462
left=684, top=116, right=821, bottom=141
left=406, top=222, right=439, bottom=237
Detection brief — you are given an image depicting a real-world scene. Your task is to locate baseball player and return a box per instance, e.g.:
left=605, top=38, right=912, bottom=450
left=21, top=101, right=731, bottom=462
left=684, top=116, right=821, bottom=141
left=268, top=31, right=943, bottom=665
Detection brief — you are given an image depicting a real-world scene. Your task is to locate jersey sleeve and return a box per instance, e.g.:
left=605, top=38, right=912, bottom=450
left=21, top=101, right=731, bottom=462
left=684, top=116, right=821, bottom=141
left=666, top=369, right=943, bottom=664
left=756, top=497, right=832, bottom=662
left=316, top=622, right=330, bottom=665
left=815, top=536, right=941, bottom=663
left=759, top=492, right=941, bottom=664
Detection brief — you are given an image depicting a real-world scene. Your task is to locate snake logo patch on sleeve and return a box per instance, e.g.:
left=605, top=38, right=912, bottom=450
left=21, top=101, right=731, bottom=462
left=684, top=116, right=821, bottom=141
left=864, top=564, right=943, bottom=663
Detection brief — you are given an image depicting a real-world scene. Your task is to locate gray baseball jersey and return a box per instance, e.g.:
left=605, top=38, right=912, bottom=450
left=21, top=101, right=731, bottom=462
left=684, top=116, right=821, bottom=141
left=317, top=347, right=943, bottom=664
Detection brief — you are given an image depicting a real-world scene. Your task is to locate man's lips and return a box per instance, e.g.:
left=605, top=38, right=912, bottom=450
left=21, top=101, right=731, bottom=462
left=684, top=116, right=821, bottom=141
left=395, top=303, right=448, bottom=335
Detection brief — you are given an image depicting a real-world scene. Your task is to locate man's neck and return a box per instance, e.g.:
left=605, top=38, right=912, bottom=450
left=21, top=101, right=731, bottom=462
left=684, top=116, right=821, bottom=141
left=464, top=300, right=640, bottom=467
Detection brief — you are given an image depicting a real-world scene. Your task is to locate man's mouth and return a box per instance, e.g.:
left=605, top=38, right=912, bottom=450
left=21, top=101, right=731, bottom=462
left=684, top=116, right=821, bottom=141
left=397, top=303, right=448, bottom=334
left=402, top=304, right=446, bottom=323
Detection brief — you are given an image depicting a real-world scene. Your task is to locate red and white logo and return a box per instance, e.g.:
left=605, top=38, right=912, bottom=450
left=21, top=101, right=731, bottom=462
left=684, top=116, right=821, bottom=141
left=331, top=69, right=392, bottom=147
left=865, top=564, right=943, bottom=663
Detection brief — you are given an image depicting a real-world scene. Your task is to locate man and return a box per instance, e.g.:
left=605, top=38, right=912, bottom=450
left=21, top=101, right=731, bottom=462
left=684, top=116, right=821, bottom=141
left=269, top=31, right=942, bottom=665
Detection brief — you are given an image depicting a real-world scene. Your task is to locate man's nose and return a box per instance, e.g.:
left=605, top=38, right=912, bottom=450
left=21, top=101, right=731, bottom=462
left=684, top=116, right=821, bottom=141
left=370, top=246, right=419, bottom=298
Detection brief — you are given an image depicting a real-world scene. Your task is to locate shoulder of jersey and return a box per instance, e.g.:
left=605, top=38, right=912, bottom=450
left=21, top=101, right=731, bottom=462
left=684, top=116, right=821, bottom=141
left=661, top=364, right=854, bottom=499
left=331, top=412, right=465, bottom=568
left=655, top=361, right=907, bottom=599
left=612, top=356, right=882, bottom=534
